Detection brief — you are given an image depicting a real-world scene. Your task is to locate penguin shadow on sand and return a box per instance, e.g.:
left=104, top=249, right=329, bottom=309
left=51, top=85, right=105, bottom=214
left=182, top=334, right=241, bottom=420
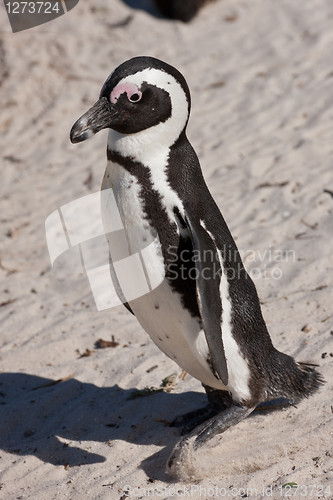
left=0, top=372, right=204, bottom=480
left=0, top=372, right=294, bottom=481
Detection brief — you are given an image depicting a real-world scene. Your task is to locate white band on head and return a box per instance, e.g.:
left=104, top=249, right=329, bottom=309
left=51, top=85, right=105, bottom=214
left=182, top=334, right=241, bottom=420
left=108, top=68, right=189, bottom=163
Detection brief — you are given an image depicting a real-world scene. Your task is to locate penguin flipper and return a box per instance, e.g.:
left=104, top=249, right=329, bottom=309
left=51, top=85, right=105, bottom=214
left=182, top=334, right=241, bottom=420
left=183, top=214, right=228, bottom=386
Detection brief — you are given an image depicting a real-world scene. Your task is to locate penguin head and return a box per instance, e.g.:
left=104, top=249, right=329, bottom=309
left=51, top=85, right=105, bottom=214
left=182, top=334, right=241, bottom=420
left=70, top=56, right=191, bottom=146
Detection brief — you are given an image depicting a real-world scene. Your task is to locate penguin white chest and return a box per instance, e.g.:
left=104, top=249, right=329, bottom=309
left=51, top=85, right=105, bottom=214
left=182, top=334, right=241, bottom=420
left=101, top=161, right=226, bottom=390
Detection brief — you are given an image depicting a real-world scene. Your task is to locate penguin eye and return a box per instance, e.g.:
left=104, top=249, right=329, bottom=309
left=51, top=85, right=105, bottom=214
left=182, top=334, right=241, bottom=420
left=128, top=91, right=142, bottom=103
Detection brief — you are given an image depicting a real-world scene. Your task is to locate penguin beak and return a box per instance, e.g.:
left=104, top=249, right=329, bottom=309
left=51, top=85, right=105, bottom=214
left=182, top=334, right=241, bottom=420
left=70, top=97, right=116, bottom=143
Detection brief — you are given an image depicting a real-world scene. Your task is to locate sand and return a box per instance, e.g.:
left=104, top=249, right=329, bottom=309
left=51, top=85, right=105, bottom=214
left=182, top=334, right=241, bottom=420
left=0, top=0, right=332, bottom=498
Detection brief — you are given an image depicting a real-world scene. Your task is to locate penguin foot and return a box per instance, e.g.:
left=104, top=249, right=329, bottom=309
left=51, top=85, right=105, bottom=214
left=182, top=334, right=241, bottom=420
left=170, top=404, right=219, bottom=434
left=254, top=397, right=296, bottom=413
left=193, top=404, right=254, bottom=448
left=167, top=404, right=254, bottom=478
left=170, top=385, right=234, bottom=434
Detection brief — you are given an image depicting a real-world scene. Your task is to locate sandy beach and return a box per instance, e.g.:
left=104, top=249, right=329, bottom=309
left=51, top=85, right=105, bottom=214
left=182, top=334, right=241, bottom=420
left=0, top=0, right=332, bottom=498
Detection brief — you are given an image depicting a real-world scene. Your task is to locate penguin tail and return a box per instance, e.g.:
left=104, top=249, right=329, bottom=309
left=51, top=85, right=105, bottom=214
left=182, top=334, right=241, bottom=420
left=292, top=361, right=325, bottom=398
left=266, top=351, right=325, bottom=402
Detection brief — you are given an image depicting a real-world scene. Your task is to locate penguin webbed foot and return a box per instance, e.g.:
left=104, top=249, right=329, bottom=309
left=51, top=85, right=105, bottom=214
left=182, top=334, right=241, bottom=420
left=167, top=404, right=254, bottom=476
left=193, top=404, right=254, bottom=449
left=255, top=397, right=297, bottom=413
left=170, top=403, right=220, bottom=434
left=170, top=386, right=233, bottom=434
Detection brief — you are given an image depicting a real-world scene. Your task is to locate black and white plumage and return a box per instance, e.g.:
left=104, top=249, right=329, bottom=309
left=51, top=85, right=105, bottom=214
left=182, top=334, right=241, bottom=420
left=70, top=56, right=323, bottom=469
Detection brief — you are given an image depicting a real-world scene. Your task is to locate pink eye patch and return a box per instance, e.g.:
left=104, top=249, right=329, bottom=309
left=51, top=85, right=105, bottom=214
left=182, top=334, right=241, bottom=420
left=110, top=82, right=142, bottom=104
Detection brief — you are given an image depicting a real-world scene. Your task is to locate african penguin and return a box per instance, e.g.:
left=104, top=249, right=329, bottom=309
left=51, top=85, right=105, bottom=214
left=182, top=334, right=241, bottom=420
left=70, top=56, right=323, bottom=467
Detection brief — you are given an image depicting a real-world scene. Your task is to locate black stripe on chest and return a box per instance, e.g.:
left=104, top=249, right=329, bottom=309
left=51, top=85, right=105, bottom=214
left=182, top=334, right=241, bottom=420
left=107, top=149, right=200, bottom=319
left=107, top=149, right=177, bottom=251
